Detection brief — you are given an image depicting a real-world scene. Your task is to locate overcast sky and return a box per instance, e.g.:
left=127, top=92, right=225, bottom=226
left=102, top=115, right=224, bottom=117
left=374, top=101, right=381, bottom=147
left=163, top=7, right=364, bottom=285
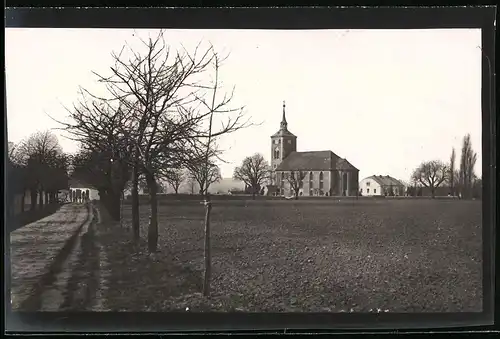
left=5, top=28, right=482, bottom=182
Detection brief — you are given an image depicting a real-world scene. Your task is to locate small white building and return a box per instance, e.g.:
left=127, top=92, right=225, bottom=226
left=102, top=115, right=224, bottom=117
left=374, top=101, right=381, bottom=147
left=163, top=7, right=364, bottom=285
left=69, top=179, right=100, bottom=201
left=359, top=175, right=405, bottom=196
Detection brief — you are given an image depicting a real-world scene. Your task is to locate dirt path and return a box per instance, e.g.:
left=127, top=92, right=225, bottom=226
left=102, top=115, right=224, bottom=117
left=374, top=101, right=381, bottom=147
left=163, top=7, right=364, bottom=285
left=9, top=203, right=98, bottom=311
left=59, top=206, right=105, bottom=311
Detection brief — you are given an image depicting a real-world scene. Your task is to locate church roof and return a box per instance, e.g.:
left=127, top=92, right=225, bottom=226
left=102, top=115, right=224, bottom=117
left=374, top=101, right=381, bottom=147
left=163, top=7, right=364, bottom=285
left=366, top=175, right=405, bottom=187
left=276, top=151, right=359, bottom=172
left=69, top=178, right=97, bottom=189
left=337, top=158, right=358, bottom=170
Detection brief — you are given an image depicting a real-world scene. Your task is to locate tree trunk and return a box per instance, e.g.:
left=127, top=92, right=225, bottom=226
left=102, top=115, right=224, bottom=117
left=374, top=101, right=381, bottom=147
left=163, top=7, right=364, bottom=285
left=111, top=192, right=121, bottom=221
left=431, top=187, right=436, bottom=199
left=131, top=163, right=140, bottom=241
left=146, top=173, right=158, bottom=253
left=39, top=189, right=44, bottom=207
left=30, top=189, right=37, bottom=211
left=174, top=186, right=179, bottom=194
left=21, top=190, right=26, bottom=212
left=450, top=175, right=454, bottom=197
left=203, top=194, right=212, bottom=297
left=101, top=191, right=121, bottom=222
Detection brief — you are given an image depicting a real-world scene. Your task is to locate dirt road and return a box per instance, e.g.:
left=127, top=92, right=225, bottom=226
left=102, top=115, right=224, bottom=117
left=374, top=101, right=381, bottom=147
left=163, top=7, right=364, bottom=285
left=10, top=203, right=92, bottom=311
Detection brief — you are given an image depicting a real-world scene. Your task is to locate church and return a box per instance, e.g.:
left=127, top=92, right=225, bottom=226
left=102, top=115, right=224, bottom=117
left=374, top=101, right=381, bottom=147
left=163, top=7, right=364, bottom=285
left=268, top=102, right=359, bottom=197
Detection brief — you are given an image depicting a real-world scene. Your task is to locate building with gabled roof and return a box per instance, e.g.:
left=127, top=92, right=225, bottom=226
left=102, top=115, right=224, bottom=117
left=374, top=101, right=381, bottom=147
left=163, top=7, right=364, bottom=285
left=68, top=178, right=100, bottom=201
left=268, top=101, right=359, bottom=197
left=359, top=175, right=405, bottom=196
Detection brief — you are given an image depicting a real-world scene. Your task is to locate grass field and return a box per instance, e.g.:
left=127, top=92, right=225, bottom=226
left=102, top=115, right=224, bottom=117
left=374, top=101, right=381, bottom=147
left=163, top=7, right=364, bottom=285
left=98, top=199, right=482, bottom=312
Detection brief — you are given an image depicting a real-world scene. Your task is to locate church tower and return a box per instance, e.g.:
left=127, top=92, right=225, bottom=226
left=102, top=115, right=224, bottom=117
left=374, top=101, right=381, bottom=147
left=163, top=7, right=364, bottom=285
left=270, top=101, right=297, bottom=184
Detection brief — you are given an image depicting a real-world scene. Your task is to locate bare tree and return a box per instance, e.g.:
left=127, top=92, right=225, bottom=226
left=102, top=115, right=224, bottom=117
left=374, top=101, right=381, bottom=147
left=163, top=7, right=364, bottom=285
left=472, top=176, right=482, bottom=199
left=56, top=31, right=252, bottom=259
left=284, top=170, right=306, bottom=200
left=233, top=153, right=270, bottom=200
left=449, top=148, right=456, bottom=196
left=406, top=176, right=421, bottom=197
left=164, top=168, right=186, bottom=194
left=186, top=173, right=199, bottom=194
left=70, top=146, right=131, bottom=221
left=184, top=49, right=252, bottom=297
left=54, top=98, right=134, bottom=225
left=91, top=32, right=250, bottom=253
left=7, top=143, right=24, bottom=216
left=458, top=134, right=477, bottom=199
left=187, top=157, right=222, bottom=196
left=7, top=142, right=29, bottom=214
left=411, top=160, right=448, bottom=198
left=388, top=184, right=395, bottom=197
left=15, top=131, right=66, bottom=210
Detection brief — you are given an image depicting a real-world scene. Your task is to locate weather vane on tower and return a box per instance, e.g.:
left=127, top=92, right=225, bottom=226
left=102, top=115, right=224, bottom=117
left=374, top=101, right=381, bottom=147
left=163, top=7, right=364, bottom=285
left=280, top=100, right=287, bottom=130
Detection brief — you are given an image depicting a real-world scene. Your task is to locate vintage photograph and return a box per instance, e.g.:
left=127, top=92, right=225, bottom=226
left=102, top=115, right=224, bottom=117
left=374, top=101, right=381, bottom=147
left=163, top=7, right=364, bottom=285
left=6, top=28, right=483, bottom=313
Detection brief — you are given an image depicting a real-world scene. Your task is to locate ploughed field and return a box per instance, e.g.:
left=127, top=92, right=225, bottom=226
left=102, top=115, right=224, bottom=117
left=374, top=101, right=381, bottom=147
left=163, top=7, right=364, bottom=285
left=102, top=199, right=482, bottom=312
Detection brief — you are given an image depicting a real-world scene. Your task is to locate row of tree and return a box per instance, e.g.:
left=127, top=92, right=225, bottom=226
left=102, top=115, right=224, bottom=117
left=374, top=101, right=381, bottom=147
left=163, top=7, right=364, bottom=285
left=159, top=165, right=222, bottom=196
left=233, top=153, right=314, bottom=200
left=411, top=133, right=480, bottom=199
left=7, top=131, right=70, bottom=216
left=53, top=31, right=251, bottom=258
left=152, top=131, right=481, bottom=201
left=229, top=134, right=482, bottom=201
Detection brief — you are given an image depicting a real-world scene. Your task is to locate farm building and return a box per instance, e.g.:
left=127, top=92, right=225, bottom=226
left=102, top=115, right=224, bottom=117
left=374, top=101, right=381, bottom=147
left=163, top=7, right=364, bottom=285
left=268, top=102, right=359, bottom=197
left=359, top=175, right=405, bottom=196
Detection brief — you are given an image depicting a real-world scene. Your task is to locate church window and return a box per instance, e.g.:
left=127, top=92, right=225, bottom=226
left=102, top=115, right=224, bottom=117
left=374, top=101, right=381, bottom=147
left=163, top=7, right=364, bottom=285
left=309, top=172, right=314, bottom=188
left=274, top=148, right=280, bottom=159
left=319, top=172, right=324, bottom=189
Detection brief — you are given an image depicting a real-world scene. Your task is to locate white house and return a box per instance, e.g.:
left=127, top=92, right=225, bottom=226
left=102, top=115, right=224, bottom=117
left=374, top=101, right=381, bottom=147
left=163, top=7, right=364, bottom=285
left=69, top=179, right=100, bottom=201
left=359, top=175, right=405, bottom=196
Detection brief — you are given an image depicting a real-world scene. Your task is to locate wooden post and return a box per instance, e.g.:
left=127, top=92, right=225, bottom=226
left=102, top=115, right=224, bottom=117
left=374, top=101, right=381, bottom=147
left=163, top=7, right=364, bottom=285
left=202, top=194, right=212, bottom=297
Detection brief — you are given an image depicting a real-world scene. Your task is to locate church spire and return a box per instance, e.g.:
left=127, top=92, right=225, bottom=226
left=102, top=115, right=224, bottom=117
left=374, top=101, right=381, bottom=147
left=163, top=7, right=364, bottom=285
left=280, top=100, right=288, bottom=130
